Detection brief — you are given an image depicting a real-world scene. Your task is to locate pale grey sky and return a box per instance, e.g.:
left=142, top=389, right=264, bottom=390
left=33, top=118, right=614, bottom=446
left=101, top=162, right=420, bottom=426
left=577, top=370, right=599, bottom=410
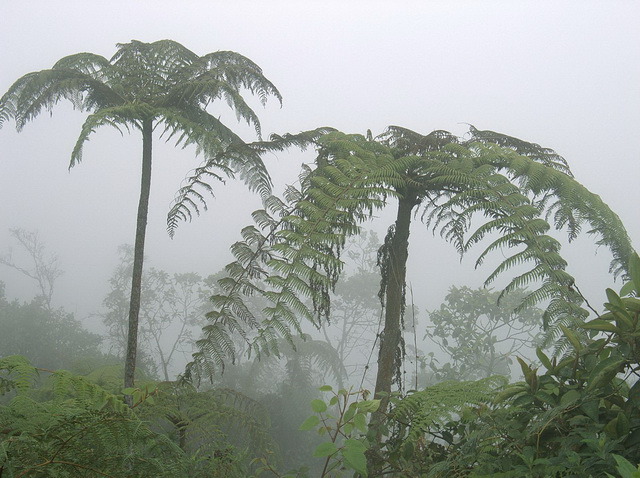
left=1, top=1, right=638, bottom=320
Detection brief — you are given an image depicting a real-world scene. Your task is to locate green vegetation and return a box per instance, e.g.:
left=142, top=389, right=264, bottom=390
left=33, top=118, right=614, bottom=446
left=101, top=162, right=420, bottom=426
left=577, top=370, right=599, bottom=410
left=1, top=39, right=638, bottom=477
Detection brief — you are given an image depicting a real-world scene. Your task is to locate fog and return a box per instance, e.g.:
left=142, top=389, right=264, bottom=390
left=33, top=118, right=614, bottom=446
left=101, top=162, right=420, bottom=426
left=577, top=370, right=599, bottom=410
left=1, top=1, right=638, bottom=337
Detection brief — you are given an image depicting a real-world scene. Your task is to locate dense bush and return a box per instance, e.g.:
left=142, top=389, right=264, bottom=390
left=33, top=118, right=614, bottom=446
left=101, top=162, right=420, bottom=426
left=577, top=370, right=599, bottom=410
left=374, top=253, right=640, bottom=477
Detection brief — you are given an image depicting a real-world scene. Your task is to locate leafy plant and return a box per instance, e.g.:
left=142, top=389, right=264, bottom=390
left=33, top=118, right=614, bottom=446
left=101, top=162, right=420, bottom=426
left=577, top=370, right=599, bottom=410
left=381, top=253, right=640, bottom=477
left=0, top=284, right=103, bottom=372
left=0, top=356, right=186, bottom=476
left=297, top=386, right=379, bottom=477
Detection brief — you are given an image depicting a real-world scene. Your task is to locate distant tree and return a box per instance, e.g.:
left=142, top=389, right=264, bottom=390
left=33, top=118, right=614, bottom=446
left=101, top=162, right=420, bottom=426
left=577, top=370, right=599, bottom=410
left=318, top=231, right=381, bottom=387
left=0, top=230, right=102, bottom=371
left=102, top=245, right=208, bottom=380
left=424, top=286, right=543, bottom=383
left=0, top=228, right=63, bottom=312
left=0, top=39, right=281, bottom=393
left=0, top=283, right=102, bottom=371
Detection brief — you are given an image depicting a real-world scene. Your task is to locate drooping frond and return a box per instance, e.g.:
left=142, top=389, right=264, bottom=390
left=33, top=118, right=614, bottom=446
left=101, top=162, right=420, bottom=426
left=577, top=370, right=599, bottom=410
left=425, top=137, right=633, bottom=345
left=0, top=68, right=122, bottom=130
left=466, top=124, right=572, bottom=175
left=167, top=128, right=335, bottom=238
left=197, top=50, right=283, bottom=107
left=186, top=132, right=397, bottom=382
left=70, top=105, right=146, bottom=167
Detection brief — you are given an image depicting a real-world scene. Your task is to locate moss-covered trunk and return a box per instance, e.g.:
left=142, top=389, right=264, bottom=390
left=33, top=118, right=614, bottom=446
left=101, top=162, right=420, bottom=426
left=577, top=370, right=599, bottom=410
left=367, top=191, right=417, bottom=475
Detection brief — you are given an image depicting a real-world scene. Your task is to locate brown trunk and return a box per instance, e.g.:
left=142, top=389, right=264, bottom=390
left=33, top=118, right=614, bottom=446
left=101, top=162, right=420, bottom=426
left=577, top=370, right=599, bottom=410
left=124, top=118, right=153, bottom=401
left=367, top=192, right=417, bottom=475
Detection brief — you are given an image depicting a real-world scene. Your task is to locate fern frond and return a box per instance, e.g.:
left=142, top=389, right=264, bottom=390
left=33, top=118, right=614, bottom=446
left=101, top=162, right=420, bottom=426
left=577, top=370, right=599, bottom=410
left=391, top=376, right=505, bottom=443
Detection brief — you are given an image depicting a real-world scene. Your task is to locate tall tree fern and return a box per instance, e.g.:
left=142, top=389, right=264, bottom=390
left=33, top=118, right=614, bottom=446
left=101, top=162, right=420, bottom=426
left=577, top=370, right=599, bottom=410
left=0, top=40, right=281, bottom=394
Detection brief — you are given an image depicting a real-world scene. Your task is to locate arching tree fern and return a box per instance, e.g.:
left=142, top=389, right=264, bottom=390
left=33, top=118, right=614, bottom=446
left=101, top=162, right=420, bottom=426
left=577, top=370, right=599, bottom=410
left=182, top=126, right=634, bottom=473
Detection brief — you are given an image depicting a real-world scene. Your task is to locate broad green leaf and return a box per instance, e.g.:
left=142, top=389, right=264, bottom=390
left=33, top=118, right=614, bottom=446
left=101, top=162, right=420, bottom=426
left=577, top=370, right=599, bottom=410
left=581, top=319, right=619, bottom=333
left=353, top=411, right=367, bottom=433
left=628, top=253, right=640, bottom=295
left=512, top=393, right=535, bottom=408
left=629, top=380, right=640, bottom=407
left=560, top=389, right=581, bottom=407
left=587, top=356, right=625, bottom=392
left=517, top=357, right=537, bottom=390
left=620, top=281, right=635, bottom=297
left=357, top=399, right=380, bottom=413
left=622, top=297, right=640, bottom=313
left=311, top=399, right=327, bottom=413
left=313, top=441, right=338, bottom=457
left=580, top=399, right=599, bottom=421
left=606, top=287, right=623, bottom=306
left=299, top=415, right=320, bottom=431
left=612, top=453, right=640, bottom=478
left=616, top=412, right=630, bottom=437
left=534, top=390, right=555, bottom=406
left=493, top=384, right=527, bottom=403
left=319, top=385, right=333, bottom=392
left=344, top=406, right=355, bottom=422
left=560, top=325, right=582, bottom=351
left=536, top=348, right=553, bottom=371
left=342, top=439, right=368, bottom=476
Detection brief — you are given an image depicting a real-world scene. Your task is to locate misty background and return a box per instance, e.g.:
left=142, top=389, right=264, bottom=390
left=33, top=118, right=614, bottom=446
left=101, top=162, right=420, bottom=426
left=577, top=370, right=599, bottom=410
left=1, top=1, right=638, bottom=356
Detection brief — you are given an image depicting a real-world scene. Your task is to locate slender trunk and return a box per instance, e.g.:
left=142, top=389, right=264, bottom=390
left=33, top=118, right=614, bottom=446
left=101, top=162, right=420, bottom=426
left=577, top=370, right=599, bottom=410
left=124, top=119, right=153, bottom=398
left=367, top=193, right=416, bottom=475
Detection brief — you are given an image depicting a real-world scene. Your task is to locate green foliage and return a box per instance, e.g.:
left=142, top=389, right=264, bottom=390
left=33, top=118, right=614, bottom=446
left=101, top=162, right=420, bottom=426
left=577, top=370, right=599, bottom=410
left=137, top=381, right=272, bottom=475
left=293, top=386, right=379, bottom=477
left=0, top=356, right=273, bottom=476
left=378, top=253, right=640, bottom=477
left=0, top=356, right=186, bottom=476
left=186, top=130, right=388, bottom=380
left=607, top=455, right=640, bottom=478
left=425, top=286, right=543, bottom=381
left=382, top=377, right=506, bottom=476
left=0, top=284, right=103, bottom=372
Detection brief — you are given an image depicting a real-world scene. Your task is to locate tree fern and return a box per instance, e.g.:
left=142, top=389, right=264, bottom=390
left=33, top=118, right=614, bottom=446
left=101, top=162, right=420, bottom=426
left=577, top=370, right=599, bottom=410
left=185, top=126, right=634, bottom=416
left=0, top=40, right=281, bottom=392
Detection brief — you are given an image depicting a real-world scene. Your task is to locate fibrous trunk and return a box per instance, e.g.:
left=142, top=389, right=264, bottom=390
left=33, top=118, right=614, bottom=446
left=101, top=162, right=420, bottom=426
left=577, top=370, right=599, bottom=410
left=367, top=192, right=416, bottom=474
left=124, top=119, right=153, bottom=398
